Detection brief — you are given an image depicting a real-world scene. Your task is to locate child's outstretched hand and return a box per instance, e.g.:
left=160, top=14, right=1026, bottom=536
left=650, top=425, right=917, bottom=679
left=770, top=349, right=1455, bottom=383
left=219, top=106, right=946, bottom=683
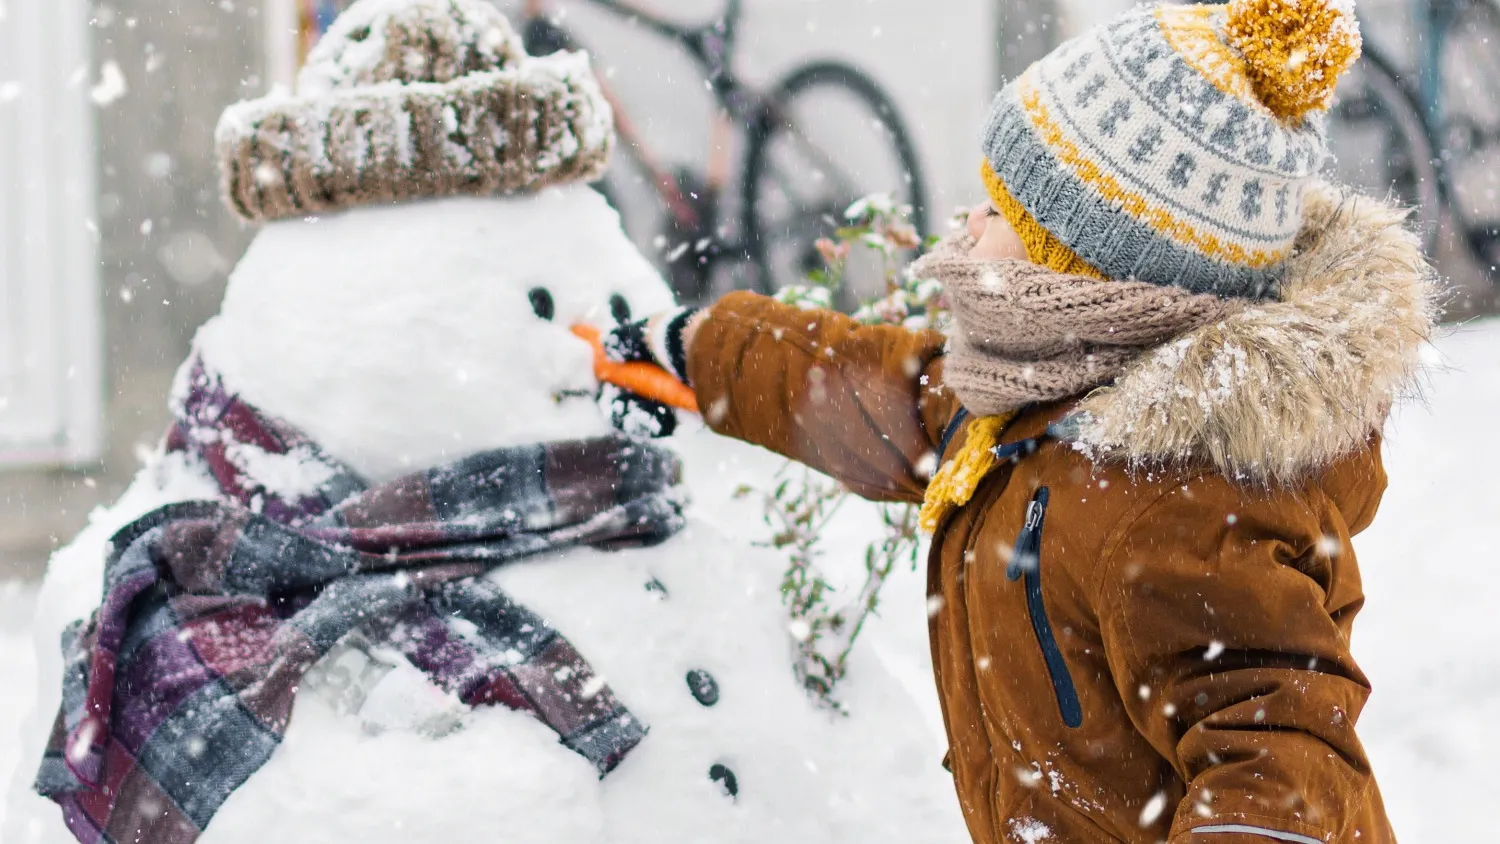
left=578, top=308, right=700, bottom=439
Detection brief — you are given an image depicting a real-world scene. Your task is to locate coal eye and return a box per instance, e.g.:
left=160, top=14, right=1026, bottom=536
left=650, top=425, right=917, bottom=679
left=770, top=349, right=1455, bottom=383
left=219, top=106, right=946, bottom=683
left=528, top=287, right=555, bottom=321
left=609, top=294, right=632, bottom=323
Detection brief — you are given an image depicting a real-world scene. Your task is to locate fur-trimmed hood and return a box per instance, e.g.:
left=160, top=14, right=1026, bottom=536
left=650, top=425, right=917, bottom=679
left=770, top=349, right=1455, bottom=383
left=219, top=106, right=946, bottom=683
left=1066, top=183, right=1440, bottom=484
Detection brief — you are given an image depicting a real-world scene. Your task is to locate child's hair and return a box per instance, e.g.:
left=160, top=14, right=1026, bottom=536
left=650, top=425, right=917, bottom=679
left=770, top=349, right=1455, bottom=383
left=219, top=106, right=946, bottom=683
left=980, top=0, right=1360, bottom=298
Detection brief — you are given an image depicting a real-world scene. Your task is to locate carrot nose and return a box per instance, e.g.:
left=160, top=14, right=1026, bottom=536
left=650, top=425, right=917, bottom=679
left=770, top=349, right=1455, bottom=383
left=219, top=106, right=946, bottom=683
left=570, top=324, right=700, bottom=414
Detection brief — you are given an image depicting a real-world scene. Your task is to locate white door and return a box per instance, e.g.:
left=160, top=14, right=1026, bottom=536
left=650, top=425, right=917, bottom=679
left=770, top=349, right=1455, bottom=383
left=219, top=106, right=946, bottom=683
left=0, top=0, right=102, bottom=466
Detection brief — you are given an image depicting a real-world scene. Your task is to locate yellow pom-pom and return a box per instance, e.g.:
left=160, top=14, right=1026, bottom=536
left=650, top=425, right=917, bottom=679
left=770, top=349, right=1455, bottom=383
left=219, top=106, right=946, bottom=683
left=1223, top=0, right=1362, bottom=122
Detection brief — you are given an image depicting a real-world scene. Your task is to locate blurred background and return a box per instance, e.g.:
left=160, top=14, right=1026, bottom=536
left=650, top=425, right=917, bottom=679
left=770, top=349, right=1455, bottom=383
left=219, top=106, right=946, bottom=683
left=1, top=0, right=1498, bottom=577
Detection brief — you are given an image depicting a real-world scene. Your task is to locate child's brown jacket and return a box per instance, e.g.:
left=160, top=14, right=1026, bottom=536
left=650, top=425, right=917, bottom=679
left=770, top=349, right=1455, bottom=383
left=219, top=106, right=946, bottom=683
left=683, top=188, right=1434, bottom=843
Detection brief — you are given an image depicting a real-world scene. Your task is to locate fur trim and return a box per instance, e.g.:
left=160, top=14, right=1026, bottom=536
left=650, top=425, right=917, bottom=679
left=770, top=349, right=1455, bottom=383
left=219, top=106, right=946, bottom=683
left=1069, top=184, right=1440, bottom=483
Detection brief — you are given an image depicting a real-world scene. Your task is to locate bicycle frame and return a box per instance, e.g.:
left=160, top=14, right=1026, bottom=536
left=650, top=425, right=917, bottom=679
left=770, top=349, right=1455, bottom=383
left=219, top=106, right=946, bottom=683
left=579, top=0, right=744, bottom=104
left=1412, top=0, right=1455, bottom=126
left=525, top=0, right=922, bottom=288
left=1335, top=0, right=1499, bottom=147
left=528, top=0, right=757, bottom=241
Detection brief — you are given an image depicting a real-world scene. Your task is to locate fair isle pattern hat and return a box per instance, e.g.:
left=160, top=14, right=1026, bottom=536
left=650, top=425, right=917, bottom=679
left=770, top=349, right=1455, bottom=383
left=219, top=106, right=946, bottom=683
left=982, top=0, right=1361, bottom=298
left=216, top=0, right=614, bottom=223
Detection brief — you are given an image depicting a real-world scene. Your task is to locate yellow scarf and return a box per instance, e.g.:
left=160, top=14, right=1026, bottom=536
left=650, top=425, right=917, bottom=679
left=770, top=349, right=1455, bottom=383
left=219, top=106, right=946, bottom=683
left=918, top=411, right=1019, bottom=533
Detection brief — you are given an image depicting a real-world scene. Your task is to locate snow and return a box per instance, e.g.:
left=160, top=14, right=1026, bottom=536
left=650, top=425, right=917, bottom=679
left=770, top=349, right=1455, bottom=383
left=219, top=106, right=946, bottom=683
left=217, top=0, right=614, bottom=205
left=3, top=80, right=1497, bottom=834
left=194, top=186, right=676, bottom=483
left=1351, top=322, right=1500, bottom=843
left=1007, top=816, right=1054, bottom=843
left=0, top=582, right=38, bottom=838
left=221, top=442, right=339, bottom=503
left=296, top=0, right=525, bottom=96
left=2, top=451, right=221, bottom=841
left=2, top=182, right=964, bottom=843
left=14, top=317, right=1496, bottom=840
left=11, top=311, right=1500, bottom=844
left=88, top=61, right=126, bottom=107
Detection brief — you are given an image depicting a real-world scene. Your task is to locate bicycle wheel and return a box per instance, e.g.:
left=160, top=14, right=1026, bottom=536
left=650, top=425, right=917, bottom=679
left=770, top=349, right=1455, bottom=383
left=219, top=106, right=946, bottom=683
left=1324, top=49, right=1443, bottom=252
left=742, top=62, right=929, bottom=309
left=1436, top=0, right=1500, bottom=274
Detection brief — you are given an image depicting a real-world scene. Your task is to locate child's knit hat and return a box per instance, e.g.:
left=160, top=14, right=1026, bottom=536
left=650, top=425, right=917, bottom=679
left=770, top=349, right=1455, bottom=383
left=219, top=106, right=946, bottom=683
left=982, top=0, right=1361, bottom=298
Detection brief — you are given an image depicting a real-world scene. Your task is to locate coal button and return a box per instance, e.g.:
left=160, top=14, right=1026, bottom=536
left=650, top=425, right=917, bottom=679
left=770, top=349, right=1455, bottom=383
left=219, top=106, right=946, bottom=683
left=686, top=669, right=719, bottom=706
left=709, top=763, right=738, bottom=798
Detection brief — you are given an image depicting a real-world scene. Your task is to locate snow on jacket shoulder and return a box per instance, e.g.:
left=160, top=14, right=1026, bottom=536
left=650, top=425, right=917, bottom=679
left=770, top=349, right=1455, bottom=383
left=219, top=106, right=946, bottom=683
left=685, top=185, right=1435, bottom=844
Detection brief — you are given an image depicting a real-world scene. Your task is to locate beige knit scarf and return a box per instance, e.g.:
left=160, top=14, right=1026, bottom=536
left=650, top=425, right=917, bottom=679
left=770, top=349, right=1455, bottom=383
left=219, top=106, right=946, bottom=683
left=911, top=232, right=1242, bottom=417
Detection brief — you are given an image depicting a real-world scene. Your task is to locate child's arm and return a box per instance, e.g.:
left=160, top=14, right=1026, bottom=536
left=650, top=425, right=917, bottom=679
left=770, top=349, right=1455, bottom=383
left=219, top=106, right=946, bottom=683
left=685, top=291, right=960, bottom=504
left=1098, top=478, right=1383, bottom=844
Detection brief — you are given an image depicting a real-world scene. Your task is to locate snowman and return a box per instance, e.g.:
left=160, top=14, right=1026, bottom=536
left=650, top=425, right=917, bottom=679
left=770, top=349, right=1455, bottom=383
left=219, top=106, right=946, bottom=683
left=5, top=1, right=965, bottom=842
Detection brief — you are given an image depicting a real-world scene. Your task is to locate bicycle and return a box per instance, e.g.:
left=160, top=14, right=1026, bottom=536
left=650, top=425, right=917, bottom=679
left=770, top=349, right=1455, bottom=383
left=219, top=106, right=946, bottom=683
left=1295, top=0, right=1500, bottom=276
left=519, top=0, right=930, bottom=306
left=1408, top=0, right=1500, bottom=276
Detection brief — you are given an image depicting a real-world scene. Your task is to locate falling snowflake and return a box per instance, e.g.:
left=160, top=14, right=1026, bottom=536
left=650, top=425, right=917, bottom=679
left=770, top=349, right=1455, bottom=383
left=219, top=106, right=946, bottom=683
left=90, top=60, right=127, bottom=106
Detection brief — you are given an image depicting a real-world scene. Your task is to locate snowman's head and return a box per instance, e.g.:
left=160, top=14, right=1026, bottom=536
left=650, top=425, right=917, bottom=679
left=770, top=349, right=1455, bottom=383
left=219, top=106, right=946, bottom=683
left=194, top=185, right=678, bottom=482
left=197, top=0, right=671, bottom=480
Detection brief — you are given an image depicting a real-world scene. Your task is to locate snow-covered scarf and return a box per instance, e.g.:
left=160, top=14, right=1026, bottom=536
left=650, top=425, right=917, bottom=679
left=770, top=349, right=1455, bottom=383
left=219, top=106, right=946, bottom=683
left=35, top=359, right=683, bottom=844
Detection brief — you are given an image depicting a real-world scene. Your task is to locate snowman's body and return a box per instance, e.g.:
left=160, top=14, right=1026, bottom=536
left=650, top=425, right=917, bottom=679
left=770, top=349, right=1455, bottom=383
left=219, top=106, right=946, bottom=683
left=7, top=186, right=965, bottom=843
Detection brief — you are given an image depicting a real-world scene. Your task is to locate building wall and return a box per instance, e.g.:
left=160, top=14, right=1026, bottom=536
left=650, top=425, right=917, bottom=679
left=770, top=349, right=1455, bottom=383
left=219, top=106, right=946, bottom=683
left=0, top=2, right=263, bottom=578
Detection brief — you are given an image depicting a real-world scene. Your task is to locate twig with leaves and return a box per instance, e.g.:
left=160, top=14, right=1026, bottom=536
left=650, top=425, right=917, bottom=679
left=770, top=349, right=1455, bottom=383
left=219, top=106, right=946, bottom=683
left=745, top=194, right=954, bottom=711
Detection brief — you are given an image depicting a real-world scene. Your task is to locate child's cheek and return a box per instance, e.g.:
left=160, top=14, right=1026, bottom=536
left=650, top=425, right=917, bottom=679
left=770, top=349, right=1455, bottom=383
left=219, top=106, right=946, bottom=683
left=971, top=214, right=1029, bottom=262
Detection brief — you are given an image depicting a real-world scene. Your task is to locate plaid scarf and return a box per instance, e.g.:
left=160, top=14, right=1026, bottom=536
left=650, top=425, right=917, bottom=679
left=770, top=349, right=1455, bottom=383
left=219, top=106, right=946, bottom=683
left=35, top=358, right=684, bottom=844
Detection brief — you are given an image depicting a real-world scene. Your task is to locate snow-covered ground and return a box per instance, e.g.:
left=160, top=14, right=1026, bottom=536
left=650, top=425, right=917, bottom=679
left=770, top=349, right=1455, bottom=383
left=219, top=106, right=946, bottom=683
left=3, top=318, right=1499, bottom=840
left=1, top=581, right=38, bottom=838
left=1349, top=320, right=1500, bottom=842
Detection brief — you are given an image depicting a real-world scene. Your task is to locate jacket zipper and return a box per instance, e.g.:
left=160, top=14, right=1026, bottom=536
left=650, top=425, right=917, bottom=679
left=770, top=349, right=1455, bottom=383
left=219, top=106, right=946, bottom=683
left=1006, top=487, right=1084, bottom=728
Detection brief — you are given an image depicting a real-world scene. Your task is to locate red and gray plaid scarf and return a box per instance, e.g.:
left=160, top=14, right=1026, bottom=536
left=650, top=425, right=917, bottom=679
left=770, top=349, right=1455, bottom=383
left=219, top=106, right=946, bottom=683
left=36, top=358, right=684, bottom=844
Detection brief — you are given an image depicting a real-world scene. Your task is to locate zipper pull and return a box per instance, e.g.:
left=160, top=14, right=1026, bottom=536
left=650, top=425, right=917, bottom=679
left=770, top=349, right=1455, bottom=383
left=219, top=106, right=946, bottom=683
left=1007, top=487, right=1050, bottom=582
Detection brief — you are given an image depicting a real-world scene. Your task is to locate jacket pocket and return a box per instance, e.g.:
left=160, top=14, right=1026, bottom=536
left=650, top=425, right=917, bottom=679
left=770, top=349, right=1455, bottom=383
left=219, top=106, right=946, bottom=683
left=1007, top=487, right=1083, bottom=728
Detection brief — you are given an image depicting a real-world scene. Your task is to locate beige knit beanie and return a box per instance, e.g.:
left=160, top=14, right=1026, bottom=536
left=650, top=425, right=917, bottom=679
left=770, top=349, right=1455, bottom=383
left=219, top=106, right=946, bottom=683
left=216, top=0, right=614, bottom=223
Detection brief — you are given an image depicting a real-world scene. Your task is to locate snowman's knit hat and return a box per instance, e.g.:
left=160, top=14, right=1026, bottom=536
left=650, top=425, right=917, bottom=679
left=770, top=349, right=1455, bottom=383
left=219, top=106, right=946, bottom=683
left=216, top=0, right=613, bottom=223
left=982, top=0, right=1361, bottom=298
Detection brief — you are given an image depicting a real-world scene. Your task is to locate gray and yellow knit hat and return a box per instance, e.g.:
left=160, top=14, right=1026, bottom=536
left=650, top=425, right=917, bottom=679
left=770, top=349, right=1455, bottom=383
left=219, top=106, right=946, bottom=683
left=216, top=0, right=613, bottom=223
left=982, top=0, right=1361, bottom=298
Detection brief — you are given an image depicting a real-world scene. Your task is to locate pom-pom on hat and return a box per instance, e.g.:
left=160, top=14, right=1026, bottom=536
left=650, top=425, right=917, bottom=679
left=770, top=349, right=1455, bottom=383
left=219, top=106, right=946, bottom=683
left=216, top=0, right=614, bottom=223
left=1225, top=0, right=1363, bottom=121
left=980, top=0, right=1361, bottom=299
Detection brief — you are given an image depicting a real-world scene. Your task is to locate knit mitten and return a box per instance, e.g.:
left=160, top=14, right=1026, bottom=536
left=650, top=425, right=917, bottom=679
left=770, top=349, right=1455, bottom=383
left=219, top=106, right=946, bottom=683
left=600, top=385, right=678, bottom=439
left=600, top=307, right=700, bottom=439
left=603, top=307, right=698, bottom=384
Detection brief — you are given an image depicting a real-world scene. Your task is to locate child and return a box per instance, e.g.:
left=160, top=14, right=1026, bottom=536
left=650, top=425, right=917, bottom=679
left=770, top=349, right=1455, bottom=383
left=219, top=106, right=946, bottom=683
left=605, top=0, right=1434, bottom=840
